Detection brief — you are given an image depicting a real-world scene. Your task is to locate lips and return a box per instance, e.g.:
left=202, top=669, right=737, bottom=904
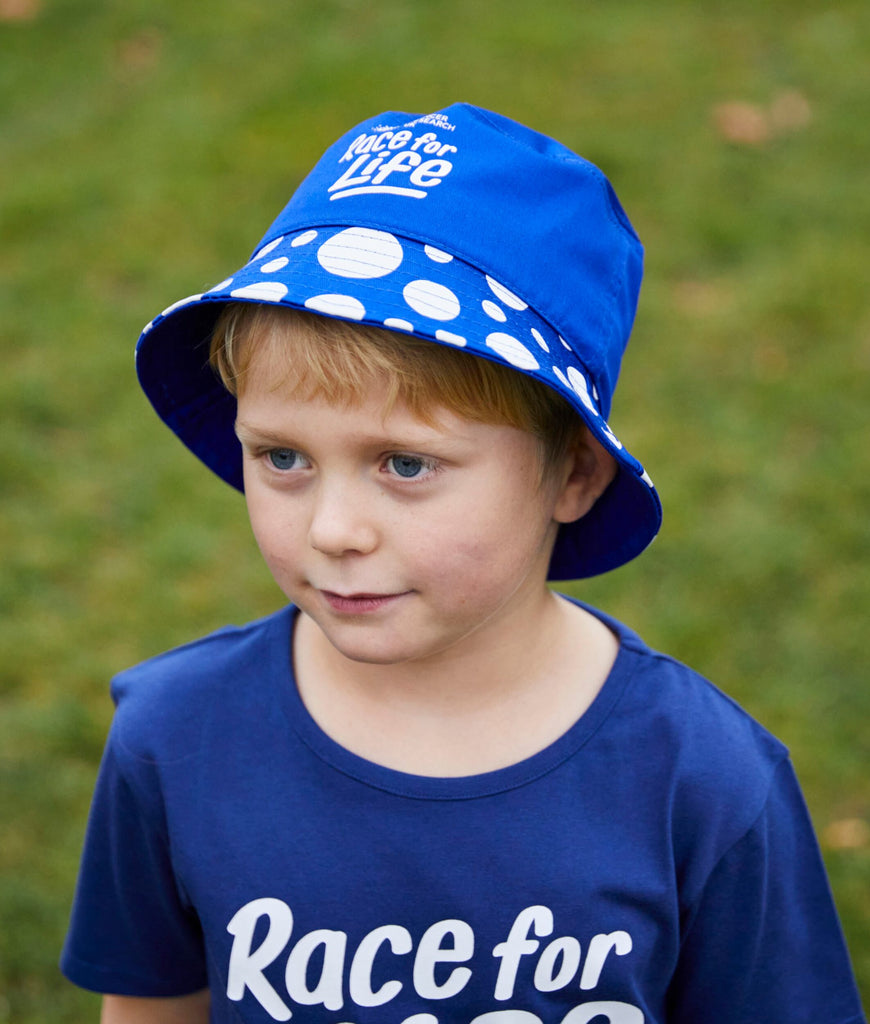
left=319, top=590, right=409, bottom=614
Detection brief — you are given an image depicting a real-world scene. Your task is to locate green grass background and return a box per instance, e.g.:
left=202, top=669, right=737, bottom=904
left=1, top=0, right=868, bottom=1019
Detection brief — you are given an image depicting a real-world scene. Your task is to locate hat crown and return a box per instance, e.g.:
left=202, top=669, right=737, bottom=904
left=258, top=104, right=643, bottom=418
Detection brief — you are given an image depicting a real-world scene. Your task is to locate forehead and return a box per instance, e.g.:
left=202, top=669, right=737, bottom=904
left=237, top=352, right=448, bottom=437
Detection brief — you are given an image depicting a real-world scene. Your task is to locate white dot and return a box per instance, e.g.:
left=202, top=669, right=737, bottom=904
left=251, top=237, right=283, bottom=261
left=486, top=333, right=539, bottom=370
left=641, top=469, right=654, bottom=487
left=601, top=422, right=623, bottom=450
left=559, top=335, right=572, bottom=351
left=486, top=276, right=527, bottom=310
left=567, top=366, right=597, bottom=412
left=384, top=317, right=414, bottom=332
left=317, top=227, right=403, bottom=279
left=230, top=282, right=288, bottom=303
left=292, top=230, right=318, bottom=247
left=208, top=277, right=234, bottom=293
left=552, top=366, right=571, bottom=390
left=403, top=280, right=460, bottom=321
left=141, top=320, right=154, bottom=334
left=160, top=293, right=203, bottom=317
left=531, top=328, right=549, bottom=352
left=482, top=300, right=506, bottom=323
left=304, top=294, right=366, bottom=320
left=425, top=245, right=453, bottom=263
left=435, top=330, right=466, bottom=347
left=261, top=257, right=289, bottom=273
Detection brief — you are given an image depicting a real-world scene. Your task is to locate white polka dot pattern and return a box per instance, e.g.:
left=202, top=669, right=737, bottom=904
left=291, top=230, right=318, bottom=247
left=384, top=318, right=414, bottom=332
left=230, top=283, right=288, bottom=302
left=425, top=245, right=453, bottom=263
left=317, top=228, right=403, bottom=279
left=403, top=280, right=460, bottom=321
left=482, top=300, right=507, bottom=323
left=261, top=257, right=289, bottom=273
left=485, top=333, right=539, bottom=370
left=304, top=294, right=366, bottom=319
left=160, top=294, right=203, bottom=317
left=567, top=366, right=596, bottom=413
left=531, top=328, right=549, bottom=352
left=552, top=367, right=571, bottom=391
left=602, top=424, right=623, bottom=450
left=487, top=276, right=527, bottom=310
left=435, top=330, right=467, bottom=347
left=251, top=237, right=283, bottom=261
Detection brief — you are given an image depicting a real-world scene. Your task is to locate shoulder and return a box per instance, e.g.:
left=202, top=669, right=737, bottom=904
left=108, top=605, right=295, bottom=763
left=590, top=602, right=787, bottom=765
left=588, top=604, right=791, bottom=860
left=628, top=636, right=787, bottom=770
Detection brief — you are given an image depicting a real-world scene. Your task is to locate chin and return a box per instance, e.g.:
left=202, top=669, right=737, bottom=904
left=322, top=631, right=429, bottom=666
left=314, top=615, right=462, bottom=668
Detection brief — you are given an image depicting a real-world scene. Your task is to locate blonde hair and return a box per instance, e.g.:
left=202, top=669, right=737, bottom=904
left=209, top=303, right=584, bottom=472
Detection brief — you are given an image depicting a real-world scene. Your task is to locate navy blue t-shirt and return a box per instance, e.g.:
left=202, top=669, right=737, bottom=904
left=61, top=603, right=865, bottom=1023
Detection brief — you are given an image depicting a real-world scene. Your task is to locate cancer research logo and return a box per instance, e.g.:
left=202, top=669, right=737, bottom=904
left=328, top=120, right=459, bottom=201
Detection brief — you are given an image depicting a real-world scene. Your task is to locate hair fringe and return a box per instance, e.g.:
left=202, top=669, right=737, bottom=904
left=209, top=303, right=583, bottom=472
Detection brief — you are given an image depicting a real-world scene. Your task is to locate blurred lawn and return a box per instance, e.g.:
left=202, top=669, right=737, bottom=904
left=1, top=0, right=868, bottom=1019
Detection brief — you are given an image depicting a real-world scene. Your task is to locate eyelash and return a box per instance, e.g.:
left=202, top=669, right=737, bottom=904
left=383, top=454, right=439, bottom=482
left=265, top=448, right=309, bottom=472
left=260, top=449, right=440, bottom=483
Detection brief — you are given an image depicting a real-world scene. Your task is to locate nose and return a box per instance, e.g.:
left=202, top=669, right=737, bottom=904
left=307, top=477, right=379, bottom=557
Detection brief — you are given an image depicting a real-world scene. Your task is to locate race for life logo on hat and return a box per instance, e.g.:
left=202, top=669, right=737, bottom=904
left=328, top=113, right=459, bottom=201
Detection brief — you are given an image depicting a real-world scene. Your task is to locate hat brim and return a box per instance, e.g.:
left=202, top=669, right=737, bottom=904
left=136, top=224, right=661, bottom=579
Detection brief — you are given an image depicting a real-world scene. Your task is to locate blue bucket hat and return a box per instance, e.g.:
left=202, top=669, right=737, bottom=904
left=136, top=103, right=661, bottom=579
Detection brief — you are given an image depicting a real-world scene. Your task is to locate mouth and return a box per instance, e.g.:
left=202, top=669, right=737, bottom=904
left=318, top=590, right=411, bottom=614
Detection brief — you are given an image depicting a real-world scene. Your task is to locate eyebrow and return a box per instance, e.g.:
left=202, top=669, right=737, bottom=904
left=234, top=422, right=295, bottom=447
left=234, top=420, right=474, bottom=455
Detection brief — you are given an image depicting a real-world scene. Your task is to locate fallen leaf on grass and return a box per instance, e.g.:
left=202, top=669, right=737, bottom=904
left=713, top=90, right=813, bottom=147
left=823, top=818, right=870, bottom=850
left=0, top=0, right=41, bottom=21
left=116, top=28, right=163, bottom=72
left=713, top=101, right=771, bottom=146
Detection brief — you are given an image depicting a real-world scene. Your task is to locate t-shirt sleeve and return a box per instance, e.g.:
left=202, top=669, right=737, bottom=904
left=667, top=758, right=866, bottom=1024
left=60, top=729, right=209, bottom=996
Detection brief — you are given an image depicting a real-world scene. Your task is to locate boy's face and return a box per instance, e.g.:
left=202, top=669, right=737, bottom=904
left=235, top=349, right=581, bottom=670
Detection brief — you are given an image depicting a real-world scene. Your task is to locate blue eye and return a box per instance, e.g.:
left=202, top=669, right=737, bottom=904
left=387, top=454, right=431, bottom=479
left=268, top=449, right=304, bottom=471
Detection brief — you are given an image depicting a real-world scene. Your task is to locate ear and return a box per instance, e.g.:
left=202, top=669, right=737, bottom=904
left=552, top=430, right=618, bottom=524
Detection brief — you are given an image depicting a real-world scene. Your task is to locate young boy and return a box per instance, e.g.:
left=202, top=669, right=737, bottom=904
left=61, top=104, right=865, bottom=1023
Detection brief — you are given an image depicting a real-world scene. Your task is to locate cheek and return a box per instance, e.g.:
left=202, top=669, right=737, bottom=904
left=245, top=497, right=298, bottom=566
left=424, top=510, right=539, bottom=584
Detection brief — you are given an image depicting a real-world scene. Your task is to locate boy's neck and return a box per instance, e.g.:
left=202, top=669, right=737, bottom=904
left=292, top=593, right=618, bottom=778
